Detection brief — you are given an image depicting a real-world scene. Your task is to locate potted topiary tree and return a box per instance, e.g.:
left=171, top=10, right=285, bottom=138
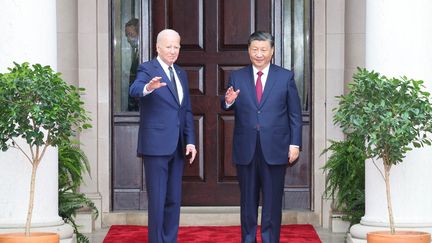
left=0, top=62, right=91, bottom=243
left=333, top=68, right=432, bottom=243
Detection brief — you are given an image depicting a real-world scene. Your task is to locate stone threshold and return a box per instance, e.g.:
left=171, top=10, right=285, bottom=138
left=99, top=207, right=320, bottom=228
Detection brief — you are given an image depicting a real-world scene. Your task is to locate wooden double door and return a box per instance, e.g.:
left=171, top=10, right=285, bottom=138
left=112, top=0, right=311, bottom=209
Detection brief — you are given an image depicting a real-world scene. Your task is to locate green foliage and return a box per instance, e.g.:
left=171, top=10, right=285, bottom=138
left=334, top=68, right=432, bottom=166
left=59, top=141, right=98, bottom=243
left=0, top=62, right=92, bottom=236
left=322, top=134, right=366, bottom=226
left=59, top=189, right=98, bottom=243
left=333, top=68, right=432, bottom=233
left=0, top=62, right=91, bottom=151
left=59, top=140, right=91, bottom=191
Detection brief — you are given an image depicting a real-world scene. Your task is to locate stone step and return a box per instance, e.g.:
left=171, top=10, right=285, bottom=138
left=100, top=207, right=320, bottom=228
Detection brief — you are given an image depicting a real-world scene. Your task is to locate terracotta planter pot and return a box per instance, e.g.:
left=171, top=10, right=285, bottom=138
left=367, top=231, right=431, bottom=243
left=0, top=232, right=59, bottom=243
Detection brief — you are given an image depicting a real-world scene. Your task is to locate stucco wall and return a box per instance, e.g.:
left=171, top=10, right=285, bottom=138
left=57, top=0, right=110, bottom=229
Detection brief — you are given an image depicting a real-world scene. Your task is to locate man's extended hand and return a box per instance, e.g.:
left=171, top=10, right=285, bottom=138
left=146, top=76, right=166, bottom=91
left=224, top=86, right=240, bottom=105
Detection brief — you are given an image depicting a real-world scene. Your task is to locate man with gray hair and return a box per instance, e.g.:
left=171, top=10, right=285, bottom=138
left=130, top=29, right=197, bottom=243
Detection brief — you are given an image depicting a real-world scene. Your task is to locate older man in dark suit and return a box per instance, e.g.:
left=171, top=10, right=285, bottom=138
left=130, top=29, right=197, bottom=243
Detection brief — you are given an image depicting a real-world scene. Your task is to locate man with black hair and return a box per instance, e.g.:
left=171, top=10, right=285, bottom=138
left=222, top=31, right=302, bottom=243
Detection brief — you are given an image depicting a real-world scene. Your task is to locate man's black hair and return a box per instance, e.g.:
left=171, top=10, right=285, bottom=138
left=248, top=31, right=274, bottom=47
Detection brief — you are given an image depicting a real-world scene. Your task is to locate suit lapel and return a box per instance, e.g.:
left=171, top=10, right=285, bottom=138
left=259, top=65, right=276, bottom=107
left=152, top=59, right=180, bottom=106
left=246, top=66, right=259, bottom=107
left=174, top=64, right=185, bottom=106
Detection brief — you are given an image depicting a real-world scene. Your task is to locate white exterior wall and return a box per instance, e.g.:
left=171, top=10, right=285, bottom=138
left=0, top=0, right=57, bottom=71
left=56, top=0, right=110, bottom=231
left=0, top=0, right=73, bottom=241
left=349, top=0, right=432, bottom=242
left=0, top=0, right=59, bottom=225
left=314, top=0, right=349, bottom=229
left=364, top=0, right=432, bottom=226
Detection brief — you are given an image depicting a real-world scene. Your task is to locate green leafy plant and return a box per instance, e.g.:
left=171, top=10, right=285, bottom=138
left=58, top=140, right=98, bottom=243
left=333, top=68, right=432, bottom=234
left=0, top=62, right=91, bottom=236
left=322, top=134, right=366, bottom=226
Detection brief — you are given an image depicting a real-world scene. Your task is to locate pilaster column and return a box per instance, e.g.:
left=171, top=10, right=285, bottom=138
left=349, top=0, right=432, bottom=242
left=0, top=0, right=73, bottom=242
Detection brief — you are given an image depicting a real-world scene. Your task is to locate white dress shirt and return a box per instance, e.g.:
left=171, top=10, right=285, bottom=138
left=143, top=56, right=183, bottom=103
left=252, top=64, right=270, bottom=90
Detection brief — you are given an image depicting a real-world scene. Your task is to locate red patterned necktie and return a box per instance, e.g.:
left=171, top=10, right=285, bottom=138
left=256, top=71, right=263, bottom=104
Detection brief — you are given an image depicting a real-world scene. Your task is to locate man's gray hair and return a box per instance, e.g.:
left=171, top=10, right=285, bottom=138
left=156, top=29, right=181, bottom=44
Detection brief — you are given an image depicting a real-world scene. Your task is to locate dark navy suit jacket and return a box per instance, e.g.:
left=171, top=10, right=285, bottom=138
left=130, top=58, right=195, bottom=156
left=222, top=64, right=302, bottom=165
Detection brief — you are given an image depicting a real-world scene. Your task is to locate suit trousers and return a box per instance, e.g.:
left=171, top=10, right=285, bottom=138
left=143, top=141, right=184, bottom=243
left=236, top=134, right=287, bottom=243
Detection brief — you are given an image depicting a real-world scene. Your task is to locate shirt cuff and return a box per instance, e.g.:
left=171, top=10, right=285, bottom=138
left=143, top=84, right=154, bottom=96
left=186, top=144, right=195, bottom=149
left=225, top=101, right=234, bottom=108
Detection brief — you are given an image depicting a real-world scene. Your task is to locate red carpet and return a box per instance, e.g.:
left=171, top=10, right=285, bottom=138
left=103, top=224, right=322, bottom=243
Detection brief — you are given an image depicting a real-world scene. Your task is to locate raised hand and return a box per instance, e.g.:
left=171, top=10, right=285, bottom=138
left=146, top=76, right=166, bottom=91
left=225, top=86, right=240, bottom=105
